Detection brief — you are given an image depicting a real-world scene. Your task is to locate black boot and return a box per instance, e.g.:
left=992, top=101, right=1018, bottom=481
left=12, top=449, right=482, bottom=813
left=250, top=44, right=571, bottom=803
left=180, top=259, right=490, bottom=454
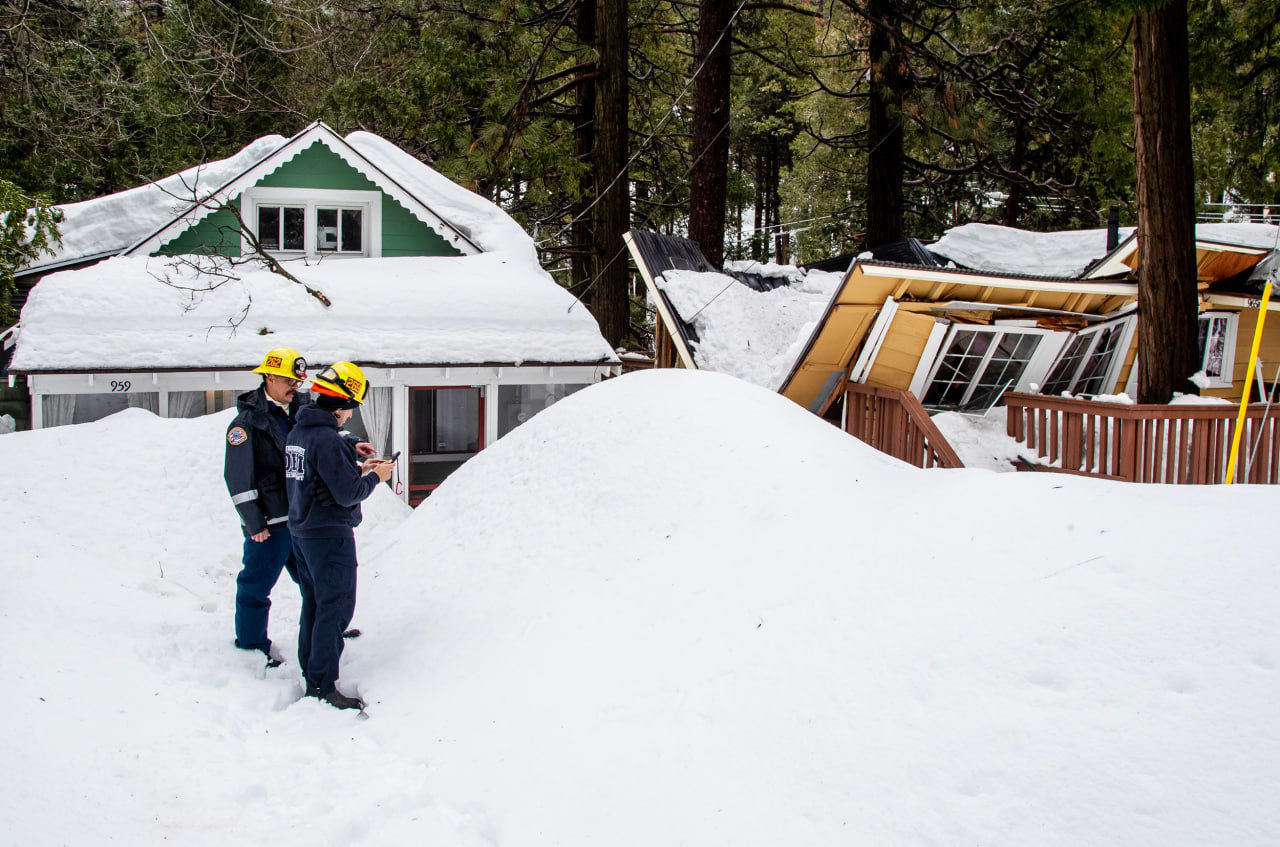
left=342, top=628, right=361, bottom=639
left=319, top=688, right=365, bottom=711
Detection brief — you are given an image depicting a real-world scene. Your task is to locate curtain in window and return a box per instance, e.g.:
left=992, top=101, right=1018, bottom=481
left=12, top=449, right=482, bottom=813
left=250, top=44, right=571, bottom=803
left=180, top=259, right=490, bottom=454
left=127, top=392, right=160, bottom=414
left=167, top=390, right=206, bottom=419
left=42, top=394, right=75, bottom=428
left=362, top=386, right=393, bottom=455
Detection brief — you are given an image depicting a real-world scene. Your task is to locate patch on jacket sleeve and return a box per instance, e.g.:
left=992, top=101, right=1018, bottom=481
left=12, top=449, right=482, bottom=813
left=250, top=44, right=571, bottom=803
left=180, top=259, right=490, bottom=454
left=227, top=426, right=249, bottom=446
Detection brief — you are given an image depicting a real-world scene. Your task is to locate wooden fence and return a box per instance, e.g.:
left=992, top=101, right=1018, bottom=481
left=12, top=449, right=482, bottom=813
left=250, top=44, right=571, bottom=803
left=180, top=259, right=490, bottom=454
left=844, top=383, right=963, bottom=469
left=1004, top=392, right=1280, bottom=484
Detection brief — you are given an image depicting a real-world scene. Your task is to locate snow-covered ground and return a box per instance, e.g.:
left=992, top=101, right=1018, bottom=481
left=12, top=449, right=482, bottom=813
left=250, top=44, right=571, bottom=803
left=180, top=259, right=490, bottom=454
left=2, top=370, right=1278, bottom=845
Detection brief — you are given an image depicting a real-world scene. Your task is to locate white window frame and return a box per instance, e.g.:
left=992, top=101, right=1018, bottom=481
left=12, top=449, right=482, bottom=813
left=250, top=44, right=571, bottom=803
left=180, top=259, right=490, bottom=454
left=920, top=322, right=1065, bottom=410
left=1039, top=313, right=1137, bottom=397
left=1197, top=311, right=1238, bottom=389
left=241, top=187, right=382, bottom=259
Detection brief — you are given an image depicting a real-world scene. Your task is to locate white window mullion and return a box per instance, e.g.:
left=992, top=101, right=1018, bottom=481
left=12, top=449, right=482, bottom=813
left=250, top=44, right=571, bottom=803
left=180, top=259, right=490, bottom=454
left=957, top=329, right=1006, bottom=407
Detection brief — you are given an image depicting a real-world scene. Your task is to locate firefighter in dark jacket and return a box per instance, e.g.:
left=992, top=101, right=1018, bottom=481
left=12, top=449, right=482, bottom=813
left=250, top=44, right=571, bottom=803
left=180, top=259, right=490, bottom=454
left=285, top=361, right=392, bottom=710
left=224, top=347, right=373, bottom=664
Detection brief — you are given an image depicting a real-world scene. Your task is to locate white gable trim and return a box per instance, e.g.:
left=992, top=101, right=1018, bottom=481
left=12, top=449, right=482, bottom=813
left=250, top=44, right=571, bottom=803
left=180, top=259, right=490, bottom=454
left=123, top=122, right=482, bottom=257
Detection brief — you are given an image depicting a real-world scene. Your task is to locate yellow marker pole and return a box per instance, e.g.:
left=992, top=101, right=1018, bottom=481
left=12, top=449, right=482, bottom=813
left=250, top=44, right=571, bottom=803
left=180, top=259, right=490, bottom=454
left=1225, top=280, right=1273, bottom=484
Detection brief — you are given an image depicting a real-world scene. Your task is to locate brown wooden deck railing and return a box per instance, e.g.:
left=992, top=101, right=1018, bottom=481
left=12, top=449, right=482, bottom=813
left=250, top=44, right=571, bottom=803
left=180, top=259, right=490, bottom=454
left=1005, top=391, right=1280, bottom=484
left=844, top=383, right=964, bottom=469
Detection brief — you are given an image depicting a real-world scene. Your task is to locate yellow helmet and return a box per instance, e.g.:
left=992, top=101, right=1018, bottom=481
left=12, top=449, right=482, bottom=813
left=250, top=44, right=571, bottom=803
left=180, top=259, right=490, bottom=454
left=252, top=347, right=307, bottom=381
left=311, top=361, right=369, bottom=406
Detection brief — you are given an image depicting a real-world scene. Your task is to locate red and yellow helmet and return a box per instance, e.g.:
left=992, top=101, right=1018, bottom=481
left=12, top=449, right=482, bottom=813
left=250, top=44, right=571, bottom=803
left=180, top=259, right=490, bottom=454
left=310, top=361, right=369, bottom=405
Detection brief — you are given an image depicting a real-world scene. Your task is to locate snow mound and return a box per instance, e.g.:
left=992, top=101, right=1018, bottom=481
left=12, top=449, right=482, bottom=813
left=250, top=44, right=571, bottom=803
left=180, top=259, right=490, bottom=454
left=2, top=370, right=1278, bottom=845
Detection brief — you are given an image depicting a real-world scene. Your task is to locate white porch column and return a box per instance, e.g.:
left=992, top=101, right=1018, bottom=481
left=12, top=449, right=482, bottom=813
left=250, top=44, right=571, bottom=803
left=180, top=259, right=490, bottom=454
left=392, top=385, right=410, bottom=502
left=30, top=393, right=43, bottom=429
left=484, top=382, right=499, bottom=448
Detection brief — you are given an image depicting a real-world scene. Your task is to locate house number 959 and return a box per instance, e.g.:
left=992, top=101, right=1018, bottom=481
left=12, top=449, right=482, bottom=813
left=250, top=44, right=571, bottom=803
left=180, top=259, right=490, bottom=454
left=109, top=380, right=132, bottom=392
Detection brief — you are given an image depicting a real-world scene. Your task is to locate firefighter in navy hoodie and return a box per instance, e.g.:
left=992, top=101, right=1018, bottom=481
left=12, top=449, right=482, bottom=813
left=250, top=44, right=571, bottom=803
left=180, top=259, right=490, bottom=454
left=286, top=362, right=392, bottom=710
left=223, top=348, right=373, bottom=666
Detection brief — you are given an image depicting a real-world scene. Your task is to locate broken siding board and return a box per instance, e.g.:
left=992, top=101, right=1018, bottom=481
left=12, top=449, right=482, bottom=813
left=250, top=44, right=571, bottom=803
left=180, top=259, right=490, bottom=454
left=1196, top=248, right=1268, bottom=282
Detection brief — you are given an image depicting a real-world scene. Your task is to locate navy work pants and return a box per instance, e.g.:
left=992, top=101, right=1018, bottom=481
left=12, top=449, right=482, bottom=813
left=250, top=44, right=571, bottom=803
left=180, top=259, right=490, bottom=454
left=234, top=525, right=299, bottom=653
left=293, top=535, right=358, bottom=695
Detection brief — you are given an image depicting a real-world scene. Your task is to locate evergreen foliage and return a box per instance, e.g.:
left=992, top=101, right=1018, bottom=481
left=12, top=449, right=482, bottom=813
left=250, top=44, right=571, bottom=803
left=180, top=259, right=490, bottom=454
left=0, top=0, right=1277, bottom=345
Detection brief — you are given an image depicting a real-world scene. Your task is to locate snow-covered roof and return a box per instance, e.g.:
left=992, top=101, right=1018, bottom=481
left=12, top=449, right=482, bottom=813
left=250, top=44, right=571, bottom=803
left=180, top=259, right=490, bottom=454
left=20, top=122, right=538, bottom=275
left=344, top=131, right=536, bottom=263
left=930, top=221, right=1280, bottom=279
left=11, top=254, right=616, bottom=371
left=658, top=266, right=842, bottom=390
left=22, top=136, right=287, bottom=275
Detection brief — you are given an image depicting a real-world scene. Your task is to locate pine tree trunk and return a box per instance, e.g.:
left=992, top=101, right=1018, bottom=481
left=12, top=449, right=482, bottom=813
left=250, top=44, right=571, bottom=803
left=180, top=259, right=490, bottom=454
left=571, top=0, right=596, bottom=298
left=688, top=0, right=733, bottom=268
left=866, top=0, right=906, bottom=249
left=1133, top=0, right=1199, bottom=403
left=584, top=0, right=630, bottom=347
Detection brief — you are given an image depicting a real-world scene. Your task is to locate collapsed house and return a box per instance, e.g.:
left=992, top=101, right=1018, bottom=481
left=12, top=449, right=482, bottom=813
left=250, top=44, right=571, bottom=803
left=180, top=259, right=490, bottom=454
left=627, top=222, right=1280, bottom=420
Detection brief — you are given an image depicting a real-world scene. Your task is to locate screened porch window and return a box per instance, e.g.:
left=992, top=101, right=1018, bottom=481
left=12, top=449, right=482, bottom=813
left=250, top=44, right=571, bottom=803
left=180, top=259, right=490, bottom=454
left=408, top=387, right=483, bottom=505
left=922, top=327, right=1043, bottom=411
left=497, top=384, right=587, bottom=438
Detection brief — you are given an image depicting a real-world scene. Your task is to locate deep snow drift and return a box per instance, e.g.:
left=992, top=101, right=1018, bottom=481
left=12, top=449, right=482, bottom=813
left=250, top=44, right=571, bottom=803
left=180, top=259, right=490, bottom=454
left=2, top=370, right=1278, bottom=846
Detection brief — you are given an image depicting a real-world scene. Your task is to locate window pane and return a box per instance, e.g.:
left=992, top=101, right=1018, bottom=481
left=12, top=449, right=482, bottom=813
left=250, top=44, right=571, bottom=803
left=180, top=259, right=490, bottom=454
left=317, top=208, right=338, bottom=251
left=341, top=209, right=363, bottom=252
left=923, top=329, right=993, bottom=408
left=497, top=384, right=587, bottom=437
left=1075, top=325, right=1122, bottom=395
left=968, top=332, right=1042, bottom=410
left=1200, top=317, right=1228, bottom=379
left=283, top=207, right=305, bottom=250
left=257, top=206, right=280, bottom=250
left=1041, top=333, right=1092, bottom=395
left=435, top=389, right=479, bottom=452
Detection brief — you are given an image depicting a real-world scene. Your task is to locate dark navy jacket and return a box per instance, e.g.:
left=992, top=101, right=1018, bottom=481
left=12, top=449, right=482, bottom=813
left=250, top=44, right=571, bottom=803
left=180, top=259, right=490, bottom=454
left=285, top=405, right=380, bottom=539
left=223, top=387, right=360, bottom=536
left=223, top=387, right=305, bottom=536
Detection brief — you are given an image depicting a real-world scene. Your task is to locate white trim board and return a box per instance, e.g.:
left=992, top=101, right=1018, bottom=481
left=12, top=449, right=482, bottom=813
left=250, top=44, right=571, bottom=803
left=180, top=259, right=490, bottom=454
left=855, top=261, right=1138, bottom=295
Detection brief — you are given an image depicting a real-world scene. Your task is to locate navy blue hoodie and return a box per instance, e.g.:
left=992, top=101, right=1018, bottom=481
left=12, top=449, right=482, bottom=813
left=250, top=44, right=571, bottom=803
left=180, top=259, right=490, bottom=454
left=285, top=405, right=380, bottom=538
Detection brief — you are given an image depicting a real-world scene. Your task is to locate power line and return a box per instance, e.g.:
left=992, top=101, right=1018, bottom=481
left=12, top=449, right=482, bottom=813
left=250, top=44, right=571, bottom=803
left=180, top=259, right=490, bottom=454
left=566, top=118, right=733, bottom=313
left=540, top=0, right=750, bottom=249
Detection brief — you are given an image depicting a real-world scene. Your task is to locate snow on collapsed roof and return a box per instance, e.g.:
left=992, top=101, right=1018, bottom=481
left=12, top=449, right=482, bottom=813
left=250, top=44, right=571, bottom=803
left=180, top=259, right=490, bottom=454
left=21, top=126, right=541, bottom=275
left=24, top=136, right=287, bottom=273
left=929, top=221, right=1280, bottom=278
left=10, top=254, right=617, bottom=371
left=928, top=222, right=1136, bottom=278
left=658, top=266, right=843, bottom=390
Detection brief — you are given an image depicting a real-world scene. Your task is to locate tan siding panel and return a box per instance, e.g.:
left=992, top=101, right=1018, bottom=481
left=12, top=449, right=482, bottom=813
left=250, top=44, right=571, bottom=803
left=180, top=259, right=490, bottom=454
left=867, top=310, right=936, bottom=390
